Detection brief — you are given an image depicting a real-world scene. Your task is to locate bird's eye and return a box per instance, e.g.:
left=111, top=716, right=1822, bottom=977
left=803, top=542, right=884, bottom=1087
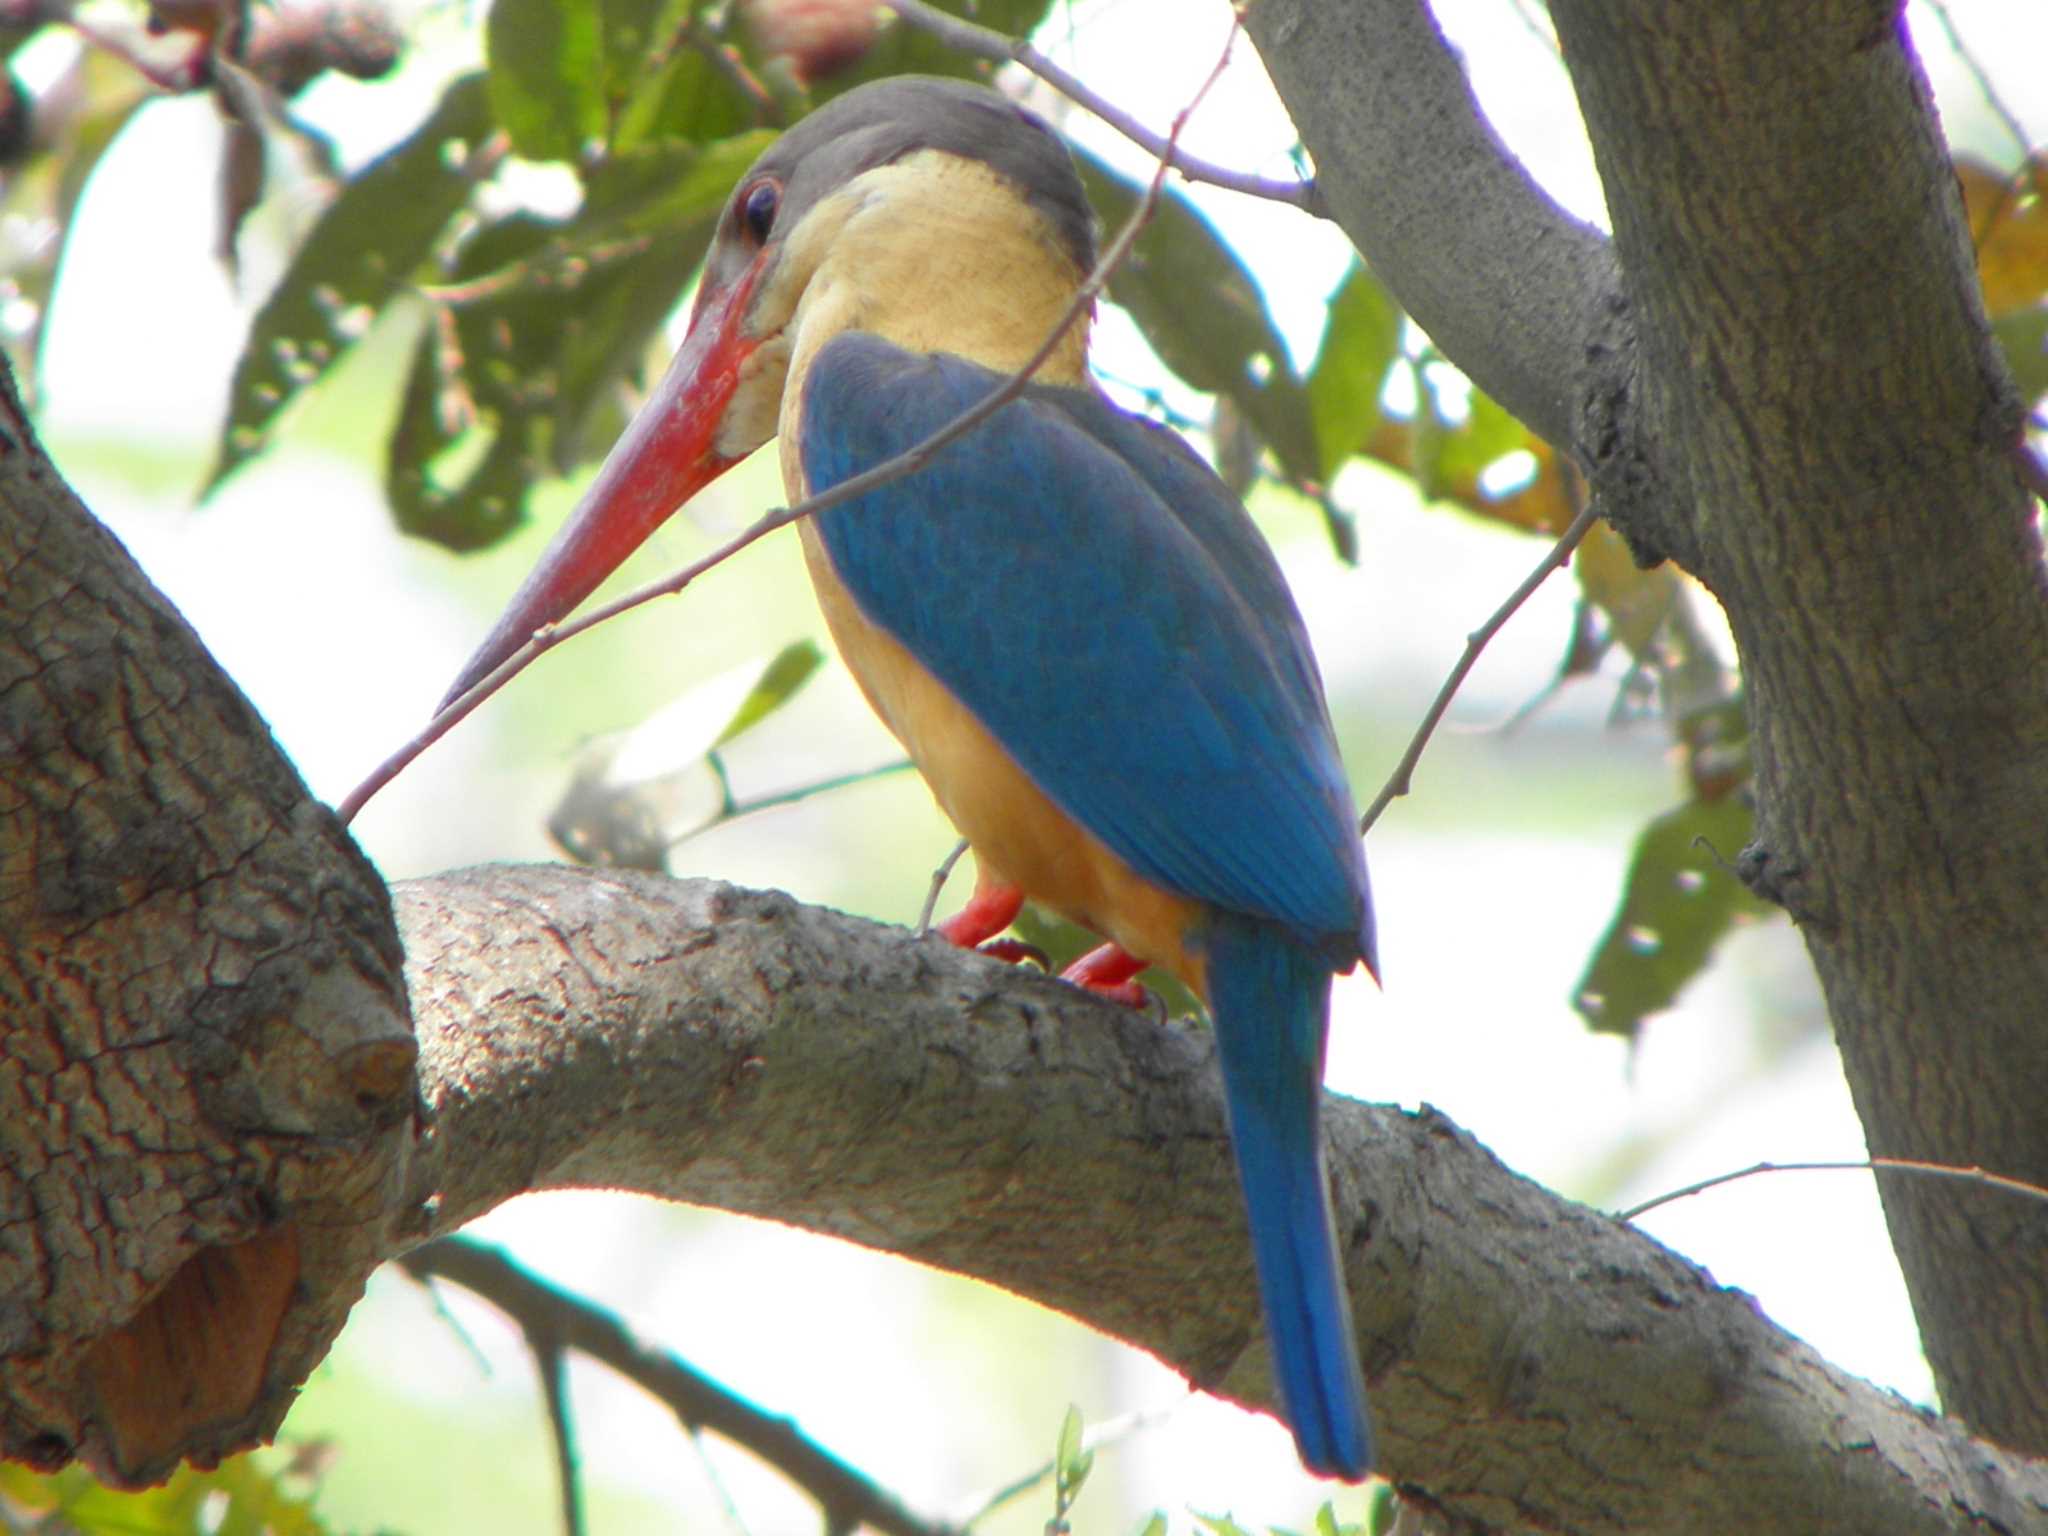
left=741, top=180, right=780, bottom=243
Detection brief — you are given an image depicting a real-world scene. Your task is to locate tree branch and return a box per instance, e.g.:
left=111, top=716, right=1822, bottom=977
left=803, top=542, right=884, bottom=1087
left=399, top=1238, right=952, bottom=1536
left=882, top=0, right=1323, bottom=213
left=383, top=865, right=2048, bottom=1536
left=1240, top=0, right=1633, bottom=532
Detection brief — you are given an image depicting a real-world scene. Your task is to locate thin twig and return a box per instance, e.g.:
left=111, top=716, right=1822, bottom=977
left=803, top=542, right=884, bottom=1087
left=915, top=839, right=971, bottom=936
left=883, top=0, right=1323, bottom=215
left=535, top=1339, right=585, bottom=1536
left=678, top=20, right=783, bottom=128
left=675, top=757, right=916, bottom=848
left=688, top=1423, right=756, bottom=1536
left=399, top=1238, right=959, bottom=1536
left=1923, top=1, right=2034, bottom=160
left=338, top=44, right=1228, bottom=825
left=942, top=1405, right=1175, bottom=1529
left=417, top=235, right=656, bottom=306
left=1358, top=500, right=1600, bottom=834
left=1616, top=1156, right=2048, bottom=1224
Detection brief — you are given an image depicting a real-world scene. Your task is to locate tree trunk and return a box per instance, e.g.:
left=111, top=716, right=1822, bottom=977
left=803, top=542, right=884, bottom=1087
left=0, top=367, right=415, bottom=1482
left=1245, top=0, right=2048, bottom=1453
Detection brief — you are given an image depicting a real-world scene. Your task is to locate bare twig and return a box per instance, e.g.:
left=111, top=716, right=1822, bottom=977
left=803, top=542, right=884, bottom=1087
left=337, top=42, right=1233, bottom=825
left=399, top=1238, right=958, bottom=1536
left=684, top=756, right=916, bottom=847
left=915, top=839, right=971, bottom=936
left=1358, top=500, right=1600, bottom=834
left=1616, top=1156, right=2048, bottom=1224
left=535, top=1338, right=584, bottom=1536
left=883, top=0, right=1323, bottom=214
left=1922, top=1, right=2035, bottom=161
left=688, top=1423, right=756, bottom=1536
left=675, top=15, right=783, bottom=128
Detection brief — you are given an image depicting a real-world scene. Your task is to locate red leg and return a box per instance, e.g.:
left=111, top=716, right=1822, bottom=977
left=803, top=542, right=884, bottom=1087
left=937, top=881, right=1025, bottom=949
left=1061, top=942, right=1151, bottom=1008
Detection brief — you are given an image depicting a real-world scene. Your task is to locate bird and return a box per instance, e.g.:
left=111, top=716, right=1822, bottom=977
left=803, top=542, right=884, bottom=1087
left=442, top=75, right=1379, bottom=1479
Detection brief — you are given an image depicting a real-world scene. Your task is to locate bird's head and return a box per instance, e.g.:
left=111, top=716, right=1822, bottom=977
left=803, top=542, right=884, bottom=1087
left=440, top=77, right=1095, bottom=707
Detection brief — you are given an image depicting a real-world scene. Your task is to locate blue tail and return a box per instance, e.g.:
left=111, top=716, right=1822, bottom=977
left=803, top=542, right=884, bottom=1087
left=1203, top=916, right=1374, bottom=1479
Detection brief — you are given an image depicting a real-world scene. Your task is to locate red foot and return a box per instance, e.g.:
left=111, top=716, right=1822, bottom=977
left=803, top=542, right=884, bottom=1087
left=937, top=882, right=1025, bottom=948
left=1061, top=942, right=1151, bottom=1008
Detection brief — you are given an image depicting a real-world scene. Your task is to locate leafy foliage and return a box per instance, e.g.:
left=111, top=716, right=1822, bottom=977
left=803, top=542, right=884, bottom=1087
left=206, top=73, right=497, bottom=493
left=0, top=1452, right=334, bottom=1536
left=1575, top=793, right=1771, bottom=1039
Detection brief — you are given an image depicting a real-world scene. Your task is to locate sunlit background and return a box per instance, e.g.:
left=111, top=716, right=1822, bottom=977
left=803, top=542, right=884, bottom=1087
left=26, top=0, right=2045, bottom=1529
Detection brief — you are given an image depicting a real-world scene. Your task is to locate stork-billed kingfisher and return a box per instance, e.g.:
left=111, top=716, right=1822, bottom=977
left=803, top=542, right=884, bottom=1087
left=444, top=76, right=1379, bottom=1479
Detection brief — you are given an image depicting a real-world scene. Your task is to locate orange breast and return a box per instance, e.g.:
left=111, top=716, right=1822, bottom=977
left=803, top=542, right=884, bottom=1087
left=798, top=521, right=1209, bottom=994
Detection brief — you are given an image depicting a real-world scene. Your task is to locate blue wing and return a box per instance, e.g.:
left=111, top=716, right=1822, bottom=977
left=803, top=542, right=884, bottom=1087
left=801, top=334, right=1372, bottom=965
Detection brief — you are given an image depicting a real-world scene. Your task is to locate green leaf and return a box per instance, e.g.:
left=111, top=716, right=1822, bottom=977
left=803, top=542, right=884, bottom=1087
left=1076, top=151, right=1322, bottom=495
left=1575, top=796, right=1773, bottom=1039
left=384, top=132, right=768, bottom=548
left=488, top=0, right=606, bottom=159
left=385, top=213, right=563, bottom=549
left=1412, top=384, right=1527, bottom=504
left=1193, top=1513, right=1257, bottom=1536
left=1366, top=1482, right=1399, bottom=1536
left=1131, top=1515, right=1170, bottom=1536
left=6, top=52, right=149, bottom=376
left=206, top=73, right=494, bottom=495
left=1054, top=1403, right=1091, bottom=1499
left=596, top=0, right=766, bottom=152
left=711, top=639, right=825, bottom=746
left=1306, top=261, right=1403, bottom=480
left=386, top=365, right=543, bottom=549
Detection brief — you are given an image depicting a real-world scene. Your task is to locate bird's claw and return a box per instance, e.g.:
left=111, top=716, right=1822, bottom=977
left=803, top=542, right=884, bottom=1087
left=976, top=937, right=1049, bottom=969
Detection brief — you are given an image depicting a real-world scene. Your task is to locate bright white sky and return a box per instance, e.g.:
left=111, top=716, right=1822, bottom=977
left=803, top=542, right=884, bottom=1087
left=30, top=0, right=2042, bottom=1528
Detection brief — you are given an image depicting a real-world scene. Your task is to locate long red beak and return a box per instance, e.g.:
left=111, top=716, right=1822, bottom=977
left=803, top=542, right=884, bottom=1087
left=437, top=257, right=769, bottom=713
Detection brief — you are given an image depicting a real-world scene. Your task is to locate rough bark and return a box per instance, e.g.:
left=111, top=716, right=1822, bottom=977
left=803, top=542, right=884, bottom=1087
left=3, top=0, right=2046, bottom=1529
left=55, top=855, right=2048, bottom=1535
left=393, top=867, right=2048, bottom=1536
left=0, top=372, right=416, bottom=1483
left=1247, top=0, right=2048, bottom=1454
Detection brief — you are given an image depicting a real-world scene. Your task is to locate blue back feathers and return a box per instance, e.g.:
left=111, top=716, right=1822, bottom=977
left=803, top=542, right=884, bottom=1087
left=799, top=333, right=1375, bottom=970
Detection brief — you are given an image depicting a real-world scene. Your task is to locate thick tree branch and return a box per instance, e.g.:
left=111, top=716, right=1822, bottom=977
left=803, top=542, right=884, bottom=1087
left=388, top=865, right=2046, bottom=1536
left=1240, top=0, right=1633, bottom=536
